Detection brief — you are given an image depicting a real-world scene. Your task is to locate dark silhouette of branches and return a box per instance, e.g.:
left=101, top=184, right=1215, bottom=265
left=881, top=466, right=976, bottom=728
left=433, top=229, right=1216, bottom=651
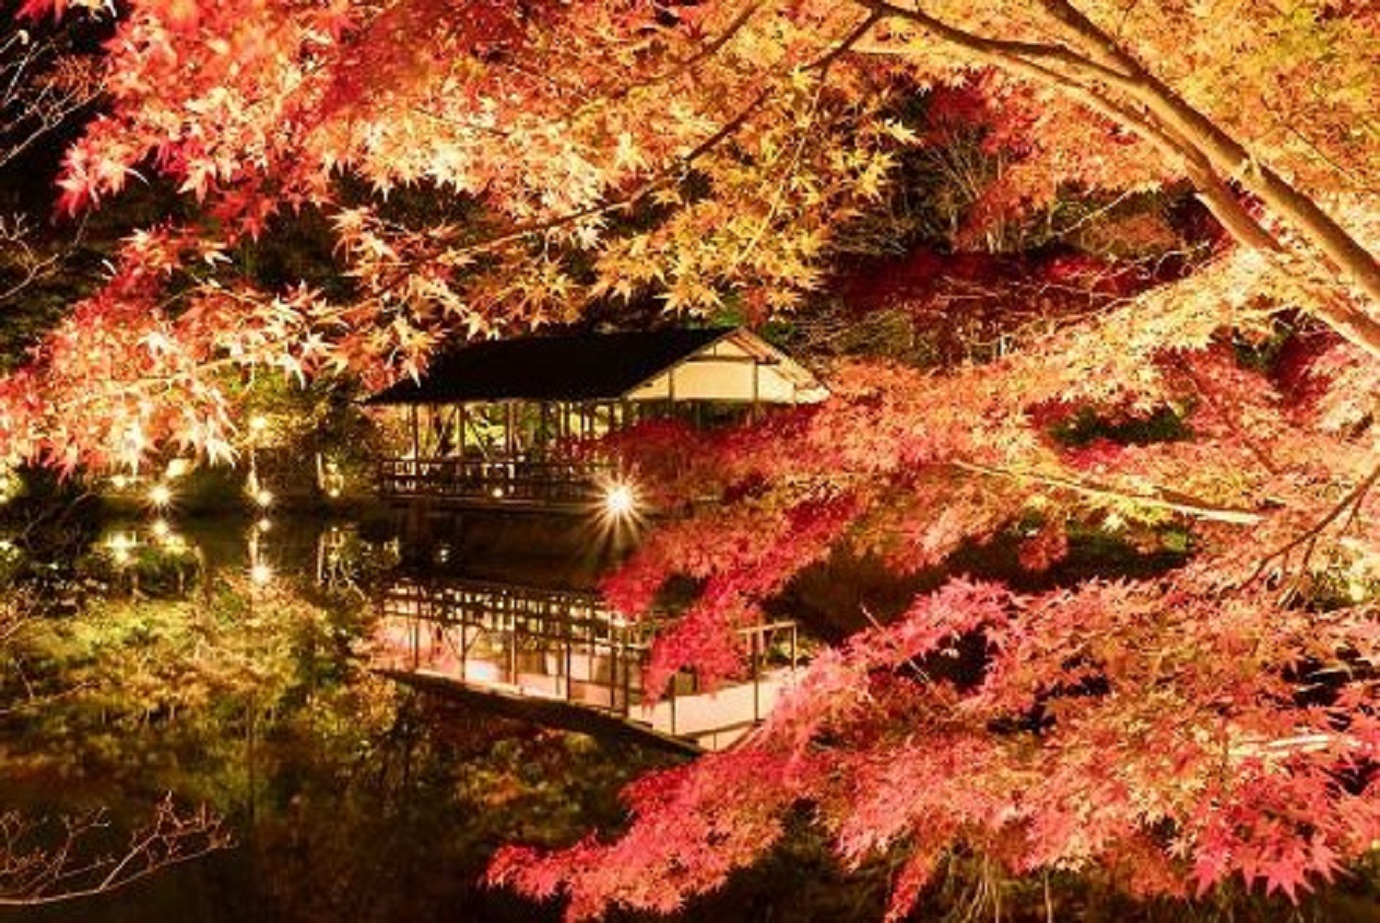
left=0, top=797, right=230, bottom=907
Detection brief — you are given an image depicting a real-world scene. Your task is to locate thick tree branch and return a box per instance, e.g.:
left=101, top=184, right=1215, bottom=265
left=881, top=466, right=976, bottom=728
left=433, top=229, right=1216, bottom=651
left=848, top=0, right=1380, bottom=357
left=1034, top=0, right=1380, bottom=341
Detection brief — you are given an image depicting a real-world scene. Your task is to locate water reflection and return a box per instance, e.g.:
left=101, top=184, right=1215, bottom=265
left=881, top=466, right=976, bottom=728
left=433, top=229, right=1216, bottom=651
left=0, top=497, right=847, bottom=922
left=0, top=511, right=675, bottom=922
left=375, top=574, right=799, bottom=752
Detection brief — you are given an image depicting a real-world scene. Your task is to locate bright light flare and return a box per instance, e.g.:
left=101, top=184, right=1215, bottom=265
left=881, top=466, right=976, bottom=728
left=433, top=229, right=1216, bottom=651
left=250, top=562, right=273, bottom=585
left=604, top=483, right=637, bottom=518
left=148, top=483, right=173, bottom=508
left=594, top=476, right=645, bottom=536
left=253, top=489, right=273, bottom=508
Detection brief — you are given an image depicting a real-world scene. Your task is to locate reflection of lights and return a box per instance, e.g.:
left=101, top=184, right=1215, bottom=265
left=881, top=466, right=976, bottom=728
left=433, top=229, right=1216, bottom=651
left=149, top=483, right=173, bottom=508
left=490, top=486, right=505, bottom=499
left=251, top=563, right=273, bottom=585
left=165, top=458, right=191, bottom=479
left=254, top=489, right=273, bottom=508
left=0, top=468, right=19, bottom=503
left=105, top=532, right=137, bottom=552
left=151, top=518, right=171, bottom=538
left=323, top=459, right=345, bottom=499
left=603, top=482, right=637, bottom=518
left=256, top=518, right=272, bottom=533
left=105, top=531, right=137, bottom=566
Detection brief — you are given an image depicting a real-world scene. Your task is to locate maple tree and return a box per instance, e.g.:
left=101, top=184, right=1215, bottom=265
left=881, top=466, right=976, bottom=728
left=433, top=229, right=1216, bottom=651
left=0, top=4, right=104, bottom=308
left=3, top=0, right=1370, bottom=466
left=1, top=0, right=1378, bottom=918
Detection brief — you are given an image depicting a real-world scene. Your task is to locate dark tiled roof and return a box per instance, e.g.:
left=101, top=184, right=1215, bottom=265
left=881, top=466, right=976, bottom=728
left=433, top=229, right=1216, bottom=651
left=365, top=327, right=736, bottom=405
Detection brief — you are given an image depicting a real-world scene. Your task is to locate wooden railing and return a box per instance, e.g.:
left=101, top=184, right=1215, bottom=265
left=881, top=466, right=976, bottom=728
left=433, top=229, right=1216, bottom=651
left=377, top=456, right=616, bottom=506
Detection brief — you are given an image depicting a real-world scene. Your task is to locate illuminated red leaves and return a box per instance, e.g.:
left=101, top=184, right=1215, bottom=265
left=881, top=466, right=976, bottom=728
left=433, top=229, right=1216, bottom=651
left=499, top=577, right=1380, bottom=918
left=489, top=747, right=798, bottom=920
left=612, top=493, right=861, bottom=696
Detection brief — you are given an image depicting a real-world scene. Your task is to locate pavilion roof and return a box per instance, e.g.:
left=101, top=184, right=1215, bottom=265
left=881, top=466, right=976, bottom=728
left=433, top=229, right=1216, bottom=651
left=365, top=327, right=818, bottom=405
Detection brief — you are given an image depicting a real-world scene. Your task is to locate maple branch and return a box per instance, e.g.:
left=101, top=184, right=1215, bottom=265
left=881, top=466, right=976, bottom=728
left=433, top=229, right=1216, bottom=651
left=1247, top=461, right=1380, bottom=586
left=611, top=1, right=766, bottom=97
left=849, top=0, right=1380, bottom=358
left=0, top=798, right=228, bottom=908
left=415, top=11, right=884, bottom=267
left=1033, top=0, right=1380, bottom=314
left=950, top=460, right=1263, bottom=525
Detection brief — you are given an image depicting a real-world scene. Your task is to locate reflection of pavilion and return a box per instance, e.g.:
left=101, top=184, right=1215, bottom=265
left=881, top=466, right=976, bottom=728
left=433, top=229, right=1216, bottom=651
left=373, top=575, right=799, bottom=752
left=365, top=327, right=826, bottom=512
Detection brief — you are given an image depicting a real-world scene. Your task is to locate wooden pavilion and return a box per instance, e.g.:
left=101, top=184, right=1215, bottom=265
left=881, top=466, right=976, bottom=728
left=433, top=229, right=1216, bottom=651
left=365, top=327, right=827, bottom=511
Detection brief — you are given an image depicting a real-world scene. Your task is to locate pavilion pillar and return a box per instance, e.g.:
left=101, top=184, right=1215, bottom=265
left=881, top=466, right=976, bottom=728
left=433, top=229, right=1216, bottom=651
left=751, top=360, right=761, bottom=423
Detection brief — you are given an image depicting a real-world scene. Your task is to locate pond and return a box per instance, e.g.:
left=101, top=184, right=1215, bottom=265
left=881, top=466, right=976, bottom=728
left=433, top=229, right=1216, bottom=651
left=0, top=505, right=876, bottom=923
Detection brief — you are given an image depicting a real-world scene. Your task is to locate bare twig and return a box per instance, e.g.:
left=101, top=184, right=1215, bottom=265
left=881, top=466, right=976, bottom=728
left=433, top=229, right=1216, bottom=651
left=0, top=797, right=230, bottom=907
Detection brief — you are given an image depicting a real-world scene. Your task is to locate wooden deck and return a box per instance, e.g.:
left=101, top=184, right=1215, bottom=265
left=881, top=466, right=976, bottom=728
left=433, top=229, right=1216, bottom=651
left=371, top=576, right=799, bottom=751
left=377, top=457, right=616, bottom=510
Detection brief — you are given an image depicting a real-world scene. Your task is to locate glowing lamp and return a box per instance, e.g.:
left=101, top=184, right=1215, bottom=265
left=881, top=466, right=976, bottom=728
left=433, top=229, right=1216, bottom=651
left=151, top=518, right=171, bottom=538
left=603, top=483, right=637, bottom=518
left=251, top=563, right=273, bottom=585
left=254, top=489, right=273, bottom=508
left=149, top=483, right=173, bottom=508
